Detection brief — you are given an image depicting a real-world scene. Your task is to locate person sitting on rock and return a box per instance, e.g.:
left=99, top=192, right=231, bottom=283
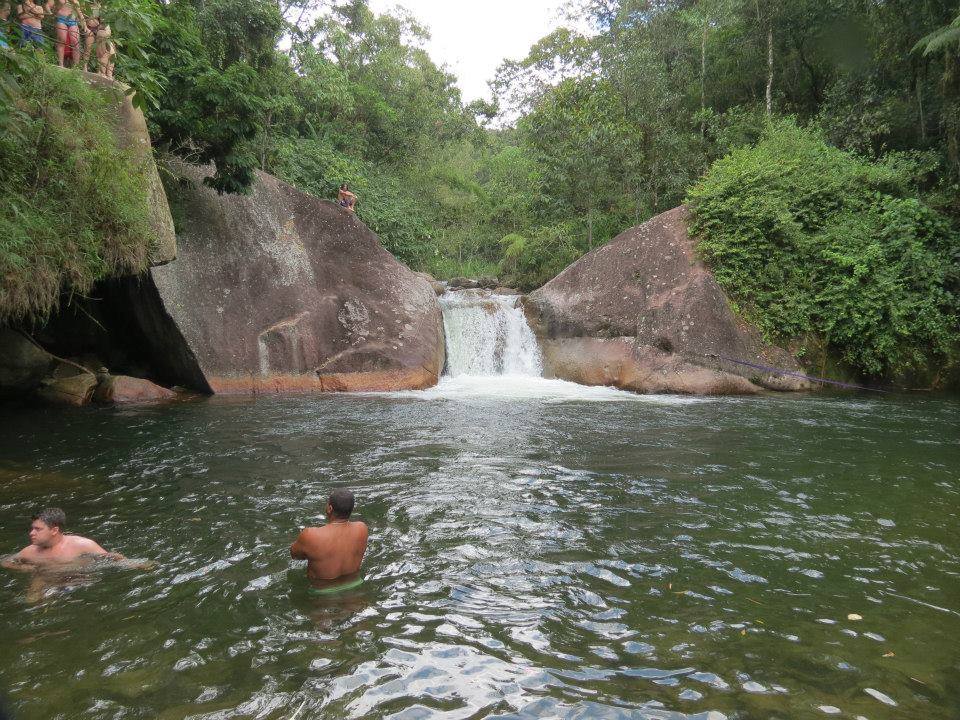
left=337, top=183, right=358, bottom=212
left=1, top=507, right=123, bottom=570
left=82, top=5, right=114, bottom=77
left=290, top=489, right=368, bottom=593
left=15, top=0, right=47, bottom=48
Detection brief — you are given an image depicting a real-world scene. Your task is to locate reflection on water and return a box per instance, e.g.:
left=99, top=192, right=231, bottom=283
left=0, top=392, right=958, bottom=719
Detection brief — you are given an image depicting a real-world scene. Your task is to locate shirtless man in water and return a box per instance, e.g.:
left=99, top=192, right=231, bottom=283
left=290, top=489, right=368, bottom=589
left=1, top=508, right=122, bottom=570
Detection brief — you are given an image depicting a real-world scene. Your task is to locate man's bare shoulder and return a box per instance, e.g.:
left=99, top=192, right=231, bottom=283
left=63, top=535, right=107, bottom=555
left=296, top=526, right=329, bottom=545
left=11, top=545, right=38, bottom=561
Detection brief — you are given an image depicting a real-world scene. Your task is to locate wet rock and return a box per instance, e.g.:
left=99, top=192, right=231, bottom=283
left=525, top=206, right=813, bottom=395
left=414, top=272, right=446, bottom=296
left=125, top=162, right=445, bottom=395
left=540, top=337, right=760, bottom=395
left=0, top=328, right=55, bottom=399
left=448, top=276, right=499, bottom=290
left=448, top=277, right=480, bottom=290
left=493, top=287, right=522, bottom=296
left=37, top=373, right=98, bottom=406
left=52, top=359, right=98, bottom=379
left=93, top=375, right=176, bottom=404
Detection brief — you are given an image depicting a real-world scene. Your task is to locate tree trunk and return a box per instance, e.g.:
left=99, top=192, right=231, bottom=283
left=587, top=209, right=594, bottom=250
left=917, top=62, right=927, bottom=143
left=260, top=110, right=272, bottom=171
left=701, top=21, right=708, bottom=134
left=766, top=24, right=774, bottom=117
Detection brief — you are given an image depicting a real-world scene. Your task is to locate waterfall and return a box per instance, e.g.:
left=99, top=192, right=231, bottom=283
left=440, top=291, right=543, bottom=377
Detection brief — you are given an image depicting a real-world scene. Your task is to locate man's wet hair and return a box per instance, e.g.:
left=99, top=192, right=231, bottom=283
left=32, top=508, right=66, bottom=530
left=340, top=183, right=348, bottom=190
left=328, top=489, right=355, bottom=519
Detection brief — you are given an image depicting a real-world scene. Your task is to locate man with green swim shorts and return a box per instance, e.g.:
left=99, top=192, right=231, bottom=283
left=290, top=489, right=368, bottom=592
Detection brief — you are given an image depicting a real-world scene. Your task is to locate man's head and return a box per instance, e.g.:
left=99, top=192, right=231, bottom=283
left=340, top=183, right=348, bottom=191
left=326, top=489, right=355, bottom=520
left=30, top=508, right=66, bottom=548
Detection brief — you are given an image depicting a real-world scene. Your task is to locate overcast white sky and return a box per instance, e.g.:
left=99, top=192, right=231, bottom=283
left=368, top=0, right=569, bottom=103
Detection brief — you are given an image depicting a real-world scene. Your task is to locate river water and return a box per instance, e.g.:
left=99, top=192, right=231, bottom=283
left=0, top=294, right=958, bottom=720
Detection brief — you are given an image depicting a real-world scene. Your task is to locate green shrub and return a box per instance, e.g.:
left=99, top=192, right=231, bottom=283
left=499, top=223, right=585, bottom=292
left=0, top=60, right=155, bottom=323
left=272, top=137, right=436, bottom=266
left=688, top=119, right=960, bottom=379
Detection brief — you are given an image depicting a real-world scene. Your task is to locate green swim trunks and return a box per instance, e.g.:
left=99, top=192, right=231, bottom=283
left=307, top=575, right=364, bottom=596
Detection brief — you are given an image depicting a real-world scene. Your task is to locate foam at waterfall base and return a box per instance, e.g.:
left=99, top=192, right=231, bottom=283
left=369, top=374, right=709, bottom=403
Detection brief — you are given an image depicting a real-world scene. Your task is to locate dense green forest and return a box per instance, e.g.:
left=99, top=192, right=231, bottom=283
left=2, top=0, right=958, bottom=379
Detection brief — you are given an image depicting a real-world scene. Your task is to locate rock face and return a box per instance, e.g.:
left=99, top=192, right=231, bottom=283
left=0, top=329, right=55, bottom=399
left=128, top=164, right=445, bottom=395
left=79, top=71, right=177, bottom=266
left=525, top=207, right=810, bottom=395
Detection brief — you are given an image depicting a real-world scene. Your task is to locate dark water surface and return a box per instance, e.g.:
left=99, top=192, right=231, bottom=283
left=0, top=390, right=958, bottom=719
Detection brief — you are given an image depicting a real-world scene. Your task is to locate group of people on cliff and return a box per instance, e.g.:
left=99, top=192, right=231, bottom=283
left=0, top=0, right=115, bottom=78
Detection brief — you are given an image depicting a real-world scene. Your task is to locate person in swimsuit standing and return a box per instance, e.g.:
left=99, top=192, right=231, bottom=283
left=15, top=0, right=47, bottom=47
left=53, top=0, right=82, bottom=67
left=82, top=5, right=114, bottom=77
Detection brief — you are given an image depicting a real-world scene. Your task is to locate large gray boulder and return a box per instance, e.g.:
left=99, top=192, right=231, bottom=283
left=525, top=206, right=810, bottom=395
left=124, top=164, right=445, bottom=395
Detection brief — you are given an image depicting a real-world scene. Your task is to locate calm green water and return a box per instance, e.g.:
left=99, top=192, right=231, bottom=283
left=0, top=389, right=957, bottom=719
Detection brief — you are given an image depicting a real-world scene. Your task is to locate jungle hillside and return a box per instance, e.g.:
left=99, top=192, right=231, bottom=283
left=1, top=0, right=958, bottom=382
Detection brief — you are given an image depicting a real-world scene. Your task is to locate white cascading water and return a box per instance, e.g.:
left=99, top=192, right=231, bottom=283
left=440, top=291, right=543, bottom=377
left=383, top=288, right=696, bottom=403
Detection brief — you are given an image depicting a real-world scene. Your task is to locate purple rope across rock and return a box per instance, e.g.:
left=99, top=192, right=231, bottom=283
left=705, top=353, right=889, bottom=393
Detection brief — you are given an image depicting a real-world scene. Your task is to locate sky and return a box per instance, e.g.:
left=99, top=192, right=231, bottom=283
left=368, top=0, right=569, bottom=103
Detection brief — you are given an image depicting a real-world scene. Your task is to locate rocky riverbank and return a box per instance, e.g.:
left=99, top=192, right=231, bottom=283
left=524, top=207, right=812, bottom=395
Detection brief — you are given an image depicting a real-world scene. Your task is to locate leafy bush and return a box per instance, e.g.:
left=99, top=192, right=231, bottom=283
left=0, top=60, right=155, bottom=323
left=688, top=120, right=960, bottom=379
left=272, top=138, right=436, bottom=265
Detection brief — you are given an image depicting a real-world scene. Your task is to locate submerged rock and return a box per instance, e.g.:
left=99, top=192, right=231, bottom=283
left=525, top=206, right=811, bottom=395
left=93, top=375, right=176, bottom=404
left=121, top=163, right=445, bottom=395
